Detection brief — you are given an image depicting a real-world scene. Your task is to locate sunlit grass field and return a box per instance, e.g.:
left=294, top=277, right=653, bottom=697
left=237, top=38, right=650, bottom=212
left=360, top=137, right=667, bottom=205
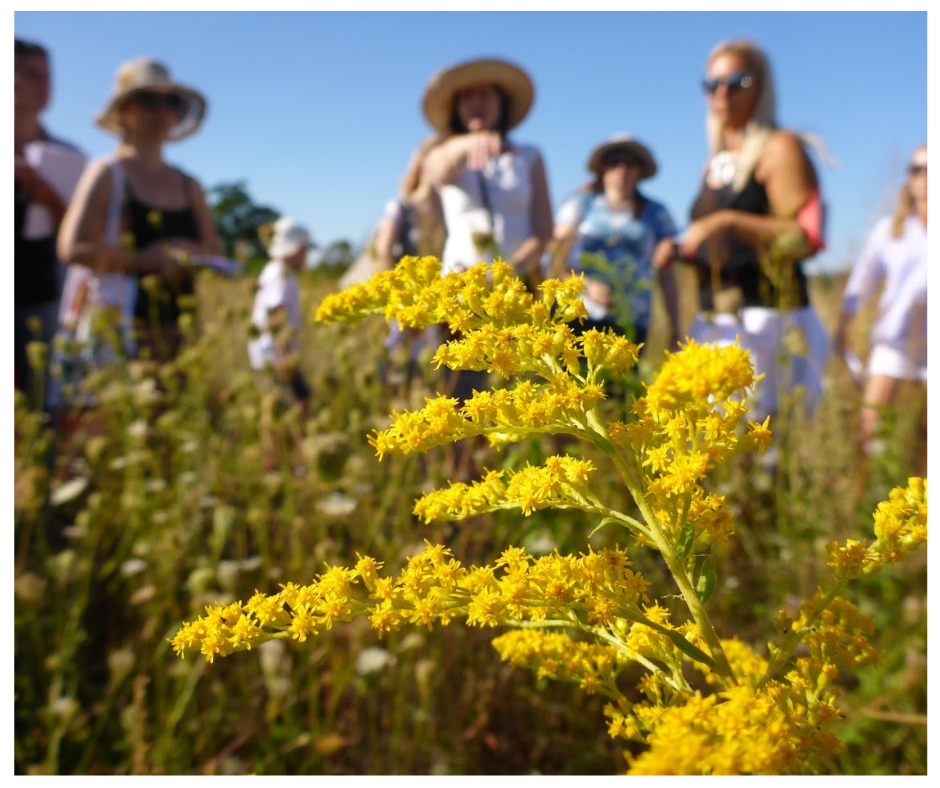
left=13, top=266, right=926, bottom=775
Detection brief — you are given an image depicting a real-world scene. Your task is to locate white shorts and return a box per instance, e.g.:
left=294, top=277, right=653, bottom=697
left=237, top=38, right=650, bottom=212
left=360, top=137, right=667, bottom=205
left=688, top=306, right=830, bottom=421
left=868, top=342, right=927, bottom=382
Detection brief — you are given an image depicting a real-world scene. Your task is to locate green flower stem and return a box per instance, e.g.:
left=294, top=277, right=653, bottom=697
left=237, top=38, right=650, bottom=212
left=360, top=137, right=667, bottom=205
left=607, top=448, right=735, bottom=686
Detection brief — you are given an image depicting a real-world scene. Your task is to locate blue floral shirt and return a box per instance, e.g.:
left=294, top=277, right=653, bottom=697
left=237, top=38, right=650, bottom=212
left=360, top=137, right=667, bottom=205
left=556, top=192, right=677, bottom=327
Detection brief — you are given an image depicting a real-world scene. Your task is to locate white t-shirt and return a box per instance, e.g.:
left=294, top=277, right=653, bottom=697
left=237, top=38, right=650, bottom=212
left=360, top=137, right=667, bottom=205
left=439, top=143, right=540, bottom=275
left=841, top=215, right=927, bottom=349
left=248, top=259, right=301, bottom=370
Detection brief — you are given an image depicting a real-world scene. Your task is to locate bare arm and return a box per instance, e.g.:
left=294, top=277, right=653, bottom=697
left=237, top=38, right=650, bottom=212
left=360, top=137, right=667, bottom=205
left=509, top=152, right=553, bottom=276
left=657, top=264, right=681, bottom=349
left=372, top=216, right=398, bottom=272
left=57, top=159, right=147, bottom=273
left=423, top=132, right=503, bottom=187
left=679, top=130, right=821, bottom=260
left=546, top=221, right=579, bottom=278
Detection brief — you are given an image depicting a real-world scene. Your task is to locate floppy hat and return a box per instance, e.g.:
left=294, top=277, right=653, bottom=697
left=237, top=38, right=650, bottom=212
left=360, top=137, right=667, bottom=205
left=95, top=57, right=207, bottom=141
left=587, top=134, right=658, bottom=180
left=422, top=57, right=534, bottom=135
left=267, top=217, right=316, bottom=259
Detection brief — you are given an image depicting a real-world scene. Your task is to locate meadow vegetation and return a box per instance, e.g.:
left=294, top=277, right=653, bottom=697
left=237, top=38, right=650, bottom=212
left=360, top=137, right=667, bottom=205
left=13, top=260, right=926, bottom=775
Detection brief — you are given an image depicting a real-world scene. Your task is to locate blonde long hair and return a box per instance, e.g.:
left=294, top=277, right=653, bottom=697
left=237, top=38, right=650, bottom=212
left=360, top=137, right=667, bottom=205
left=705, top=40, right=777, bottom=193
left=706, top=40, right=836, bottom=194
left=891, top=144, right=927, bottom=239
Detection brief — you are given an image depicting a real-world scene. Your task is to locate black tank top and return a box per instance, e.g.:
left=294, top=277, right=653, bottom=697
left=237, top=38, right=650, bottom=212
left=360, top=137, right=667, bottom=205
left=15, top=180, right=61, bottom=307
left=690, top=168, right=810, bottom=310
left=123, top=172, right=201, bottom=326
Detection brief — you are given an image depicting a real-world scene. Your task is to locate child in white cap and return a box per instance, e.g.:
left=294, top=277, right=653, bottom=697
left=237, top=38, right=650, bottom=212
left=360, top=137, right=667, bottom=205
left=248, top=217, right=315, bottom=412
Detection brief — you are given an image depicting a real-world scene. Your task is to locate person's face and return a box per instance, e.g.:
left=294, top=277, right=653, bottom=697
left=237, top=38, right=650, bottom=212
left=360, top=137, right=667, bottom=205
left=454, top=83, right=502, bottom=133
left=704, top=51, right=759, bottom=130
left=118, top=90, right=183, bottom=141
left=600, top=150, right=643, bottom=195
left=908, top=147, right=928, bottom=204
left=15, top=53, right=51, bottom=116
left=285, top=245, right=311, bottom=271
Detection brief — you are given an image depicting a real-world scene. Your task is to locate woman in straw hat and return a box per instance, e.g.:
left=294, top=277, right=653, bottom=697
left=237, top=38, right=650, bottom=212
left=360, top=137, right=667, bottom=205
left=653, top=39, right=830, bottom=423
left=421, top=57, right=553, bottom=288
left=58, top=57, right=220, bottom=362
left=553, top=134, right=680, bottom=350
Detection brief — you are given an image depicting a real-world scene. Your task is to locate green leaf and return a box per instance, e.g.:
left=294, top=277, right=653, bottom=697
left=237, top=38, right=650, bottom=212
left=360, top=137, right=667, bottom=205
left=664, top=630, right=716, bottom=669
left=622, top=609, right=716, bottom=670
left=696, top=553, right=719, bottom=606
left=676, top=517, right=695, bottom=562
left=589, top=516, right=645, bottom=540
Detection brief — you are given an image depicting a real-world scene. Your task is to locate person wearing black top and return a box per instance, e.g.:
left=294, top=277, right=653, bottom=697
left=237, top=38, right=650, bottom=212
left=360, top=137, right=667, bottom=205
left=653, top=40, right=830, bottom=422
left=57, top=57, right=220, bottom=362
left=15, top=39, right=86, bottom=405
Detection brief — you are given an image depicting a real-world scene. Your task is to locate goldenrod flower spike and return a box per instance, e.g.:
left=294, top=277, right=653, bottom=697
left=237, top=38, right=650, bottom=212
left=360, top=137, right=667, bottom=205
left=171, top=256, right=927, bottom=775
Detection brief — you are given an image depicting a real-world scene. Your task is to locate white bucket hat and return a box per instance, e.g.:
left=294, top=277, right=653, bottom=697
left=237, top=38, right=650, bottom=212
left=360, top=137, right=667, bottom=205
left=587, top=133, right=658, bottom=180
left=267, top=217, right=316, bottom=259
left=95, top=57, right=207, bottom=141
left=422, top=57, right=534, bottom=135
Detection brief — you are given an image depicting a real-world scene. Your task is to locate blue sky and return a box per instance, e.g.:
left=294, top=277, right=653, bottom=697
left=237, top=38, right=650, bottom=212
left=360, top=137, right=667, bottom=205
left=13, top=8, right=928, bottom=274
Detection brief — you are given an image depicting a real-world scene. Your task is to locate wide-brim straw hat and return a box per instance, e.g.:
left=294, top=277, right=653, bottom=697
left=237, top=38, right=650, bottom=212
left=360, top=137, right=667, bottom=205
left=587, top=134, right=658, bottom=180
left=422, top=57, right=534, bottom=135
left=95, top=57, right=207, bottom=141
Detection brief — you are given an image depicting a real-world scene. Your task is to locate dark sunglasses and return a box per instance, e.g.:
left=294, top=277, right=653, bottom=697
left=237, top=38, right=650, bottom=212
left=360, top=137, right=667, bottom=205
left=702, top=71, right=754, bottom=95
left=133, top=90, right=185, bottom=111
left=909, top=164, right=928, bottom=176
left=602, top=151, right=643, bottom=168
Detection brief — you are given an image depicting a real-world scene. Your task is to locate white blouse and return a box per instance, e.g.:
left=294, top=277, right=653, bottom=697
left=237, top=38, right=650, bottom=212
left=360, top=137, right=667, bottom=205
left=438, top=143, right=540, bottom=275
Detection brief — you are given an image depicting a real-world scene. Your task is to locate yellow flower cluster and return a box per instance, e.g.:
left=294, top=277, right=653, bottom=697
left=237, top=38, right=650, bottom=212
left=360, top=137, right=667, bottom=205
left=826, top=476, right=927, bottom=578
left=769, top=592, right=879, bottom=674
left=492, top=629, right=624, bottom=696
left=173, top=256, right=927, bottom=774
left=171, top=542, right=650, bottom=661
left=620, top=339, right=774, bottom=555
left=622, top=681, right=839, bottom=775
left=315, top=257, right=586, bottom=338
left=595, top=629, right=845, bottom=775
left=367, top=376, right=610, bottom=458
left=317, top=259, right=647, bottom=460
left=413, top=456, right=599, bottom=521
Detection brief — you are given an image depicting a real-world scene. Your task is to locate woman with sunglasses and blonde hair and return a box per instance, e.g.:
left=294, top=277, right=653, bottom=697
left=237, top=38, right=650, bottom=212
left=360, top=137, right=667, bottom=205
left=58, top=57, right=220, bottom=362
left=835, top=145, right=927, bottom=462
left=654, top=39, right=830, bottom=422
left=554, top=133, right=680, bottom=350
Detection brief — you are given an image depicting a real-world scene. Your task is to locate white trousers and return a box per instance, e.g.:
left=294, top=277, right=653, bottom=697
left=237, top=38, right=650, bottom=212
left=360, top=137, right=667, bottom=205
left=689, top=306, right=830, bottom=421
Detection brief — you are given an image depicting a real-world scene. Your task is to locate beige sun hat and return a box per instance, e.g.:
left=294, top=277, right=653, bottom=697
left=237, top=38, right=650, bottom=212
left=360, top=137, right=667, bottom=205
left=587, top=134, right=658, bottom=180
left=422, top=57, right=534, bottom=135
left=95, top=57, right=207, bottom=141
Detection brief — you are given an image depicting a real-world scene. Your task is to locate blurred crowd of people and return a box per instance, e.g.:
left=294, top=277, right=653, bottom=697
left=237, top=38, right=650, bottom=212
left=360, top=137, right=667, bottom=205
left=14, top=36, right=927, bottom=475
